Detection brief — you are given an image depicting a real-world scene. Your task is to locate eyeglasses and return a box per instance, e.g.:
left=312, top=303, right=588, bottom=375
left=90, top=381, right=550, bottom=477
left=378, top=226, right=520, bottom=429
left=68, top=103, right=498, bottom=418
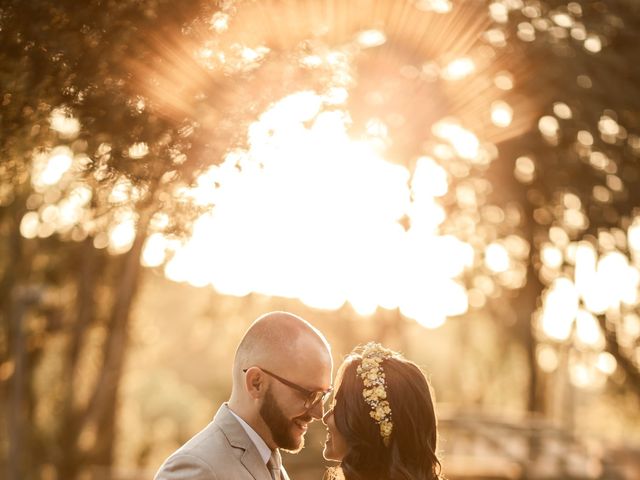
left=243, top=367, right=333, bottom=409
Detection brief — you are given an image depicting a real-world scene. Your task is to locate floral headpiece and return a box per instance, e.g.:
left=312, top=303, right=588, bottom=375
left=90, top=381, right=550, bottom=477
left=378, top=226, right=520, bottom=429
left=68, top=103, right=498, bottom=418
left=356, top=342, right=394, bottom=446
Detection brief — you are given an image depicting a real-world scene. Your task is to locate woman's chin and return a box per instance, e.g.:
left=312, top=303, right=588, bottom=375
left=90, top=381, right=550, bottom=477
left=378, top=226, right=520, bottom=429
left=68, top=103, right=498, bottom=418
left=322, top=441, right=338, bottom=461
left=322, top=447, right=333, bottom=461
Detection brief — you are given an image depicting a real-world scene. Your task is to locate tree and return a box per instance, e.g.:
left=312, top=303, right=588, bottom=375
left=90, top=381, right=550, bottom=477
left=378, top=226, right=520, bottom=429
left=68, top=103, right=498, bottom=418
left=0, top=1, right=231, bottom=477
left=493, top=0, right=640, bottom=411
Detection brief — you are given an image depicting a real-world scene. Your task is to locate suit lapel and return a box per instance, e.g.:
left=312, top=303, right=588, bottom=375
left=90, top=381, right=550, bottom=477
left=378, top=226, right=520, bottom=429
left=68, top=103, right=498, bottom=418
left=214, top=404, right=272, bottom=480
left=239, top=446, right=271, bottom=480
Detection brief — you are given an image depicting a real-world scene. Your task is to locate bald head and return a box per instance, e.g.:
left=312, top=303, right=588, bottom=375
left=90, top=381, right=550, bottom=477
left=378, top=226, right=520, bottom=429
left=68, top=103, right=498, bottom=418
left=228, top=312, right=333, bottom=450
left=232, top=311, right=331, bottom=384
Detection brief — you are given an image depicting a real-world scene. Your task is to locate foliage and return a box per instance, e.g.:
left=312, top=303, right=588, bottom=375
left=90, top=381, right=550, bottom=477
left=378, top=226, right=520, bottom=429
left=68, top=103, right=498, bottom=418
left=491, top=0, right=640, bottom=405
left=0, top=0, right=229, bottom=478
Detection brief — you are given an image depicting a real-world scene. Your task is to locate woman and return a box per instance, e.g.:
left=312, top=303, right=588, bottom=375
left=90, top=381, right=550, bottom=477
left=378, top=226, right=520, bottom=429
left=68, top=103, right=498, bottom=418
left=323, top=342, right=442, bottom=480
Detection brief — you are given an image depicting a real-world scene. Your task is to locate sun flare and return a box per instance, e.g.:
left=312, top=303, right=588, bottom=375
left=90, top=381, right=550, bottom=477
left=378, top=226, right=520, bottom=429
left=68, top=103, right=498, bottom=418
left=148, top=90, right=471, bottom=324
left=126, top=0, right=538, bottom=328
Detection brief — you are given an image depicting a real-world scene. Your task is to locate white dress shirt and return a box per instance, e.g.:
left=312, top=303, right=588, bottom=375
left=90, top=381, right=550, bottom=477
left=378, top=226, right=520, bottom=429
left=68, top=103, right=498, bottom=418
left=228, top=409, right=273, bottom=465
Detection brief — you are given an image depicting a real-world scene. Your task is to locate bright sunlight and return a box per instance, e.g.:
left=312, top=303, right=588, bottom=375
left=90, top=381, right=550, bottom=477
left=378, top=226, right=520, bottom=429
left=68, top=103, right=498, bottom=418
left=154, top=90, right=472, bottom=327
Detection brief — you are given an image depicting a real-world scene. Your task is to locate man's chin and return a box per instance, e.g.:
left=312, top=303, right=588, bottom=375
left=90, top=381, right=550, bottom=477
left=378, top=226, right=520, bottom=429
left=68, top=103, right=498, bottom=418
left=279, top=429, right=305, bottom=453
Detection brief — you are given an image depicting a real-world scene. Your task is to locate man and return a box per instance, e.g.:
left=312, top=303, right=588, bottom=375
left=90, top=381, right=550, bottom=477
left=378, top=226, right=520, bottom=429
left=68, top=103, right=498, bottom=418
left=154, top=311, right=333, bottom=480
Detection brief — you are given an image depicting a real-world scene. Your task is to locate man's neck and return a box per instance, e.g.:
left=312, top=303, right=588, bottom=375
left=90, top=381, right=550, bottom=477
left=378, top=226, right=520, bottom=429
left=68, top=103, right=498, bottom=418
left=227, top=400, right=277, bottom=450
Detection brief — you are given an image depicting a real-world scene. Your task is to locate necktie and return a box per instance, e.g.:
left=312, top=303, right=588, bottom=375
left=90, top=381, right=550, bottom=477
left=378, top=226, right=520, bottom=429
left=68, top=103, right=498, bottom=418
left=267, top=449, right=282, bottom=480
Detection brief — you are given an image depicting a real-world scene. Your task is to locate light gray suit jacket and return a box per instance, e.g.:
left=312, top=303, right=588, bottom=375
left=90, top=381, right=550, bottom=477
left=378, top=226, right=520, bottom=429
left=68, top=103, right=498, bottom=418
left=154, top=404, right=291, bottom=480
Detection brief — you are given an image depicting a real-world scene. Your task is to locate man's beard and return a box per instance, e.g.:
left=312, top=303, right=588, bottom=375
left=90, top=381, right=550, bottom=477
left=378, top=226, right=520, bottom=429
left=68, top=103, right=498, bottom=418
left=260, top=387, right=310, bottom=453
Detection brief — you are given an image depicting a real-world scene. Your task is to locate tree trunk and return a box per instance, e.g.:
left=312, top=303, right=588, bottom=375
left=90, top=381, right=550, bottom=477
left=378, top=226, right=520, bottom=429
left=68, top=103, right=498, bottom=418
left=7, top=295, right=26, bottom=480
left=2, top=199, right=31, bottom=480
left=599, top=315, right=640, bottom=398
left=57, top=239, right=101, bottom=480
left=78, top=207, right=153, bottom=475
left=7, top=287, right=42, bottom=480
left=519, top=261, right=544, bottom=414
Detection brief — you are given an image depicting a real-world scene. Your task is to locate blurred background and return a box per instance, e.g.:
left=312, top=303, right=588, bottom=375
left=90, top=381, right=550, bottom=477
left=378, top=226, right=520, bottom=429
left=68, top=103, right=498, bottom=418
left=2, top=0, right=640, bottom=479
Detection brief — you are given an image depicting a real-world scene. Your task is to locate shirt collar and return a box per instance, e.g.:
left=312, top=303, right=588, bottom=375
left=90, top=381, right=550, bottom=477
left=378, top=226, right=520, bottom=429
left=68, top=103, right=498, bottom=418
left=228, top=408, right=273, bottom=465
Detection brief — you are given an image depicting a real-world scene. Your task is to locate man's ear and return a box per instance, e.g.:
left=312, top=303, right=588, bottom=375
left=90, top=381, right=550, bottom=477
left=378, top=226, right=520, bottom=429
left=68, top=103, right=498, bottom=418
left=244, top=367, right=266, bottom=400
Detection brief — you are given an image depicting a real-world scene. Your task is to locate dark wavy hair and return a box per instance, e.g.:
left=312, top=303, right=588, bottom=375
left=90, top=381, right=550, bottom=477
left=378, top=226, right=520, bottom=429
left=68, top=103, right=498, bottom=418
left=328, top=346, right=442, bottom=480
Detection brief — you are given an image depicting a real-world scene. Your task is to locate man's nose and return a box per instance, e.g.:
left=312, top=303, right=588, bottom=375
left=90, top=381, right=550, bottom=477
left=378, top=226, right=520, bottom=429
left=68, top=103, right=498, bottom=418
left=308, top=399, right=324, bottom=420
left=321, top=408, right=332, bottom=425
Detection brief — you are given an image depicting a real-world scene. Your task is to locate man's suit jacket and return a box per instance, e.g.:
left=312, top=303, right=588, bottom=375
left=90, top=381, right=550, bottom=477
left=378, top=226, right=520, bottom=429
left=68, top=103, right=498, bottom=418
left=154, top=404, right=291, bottom=480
